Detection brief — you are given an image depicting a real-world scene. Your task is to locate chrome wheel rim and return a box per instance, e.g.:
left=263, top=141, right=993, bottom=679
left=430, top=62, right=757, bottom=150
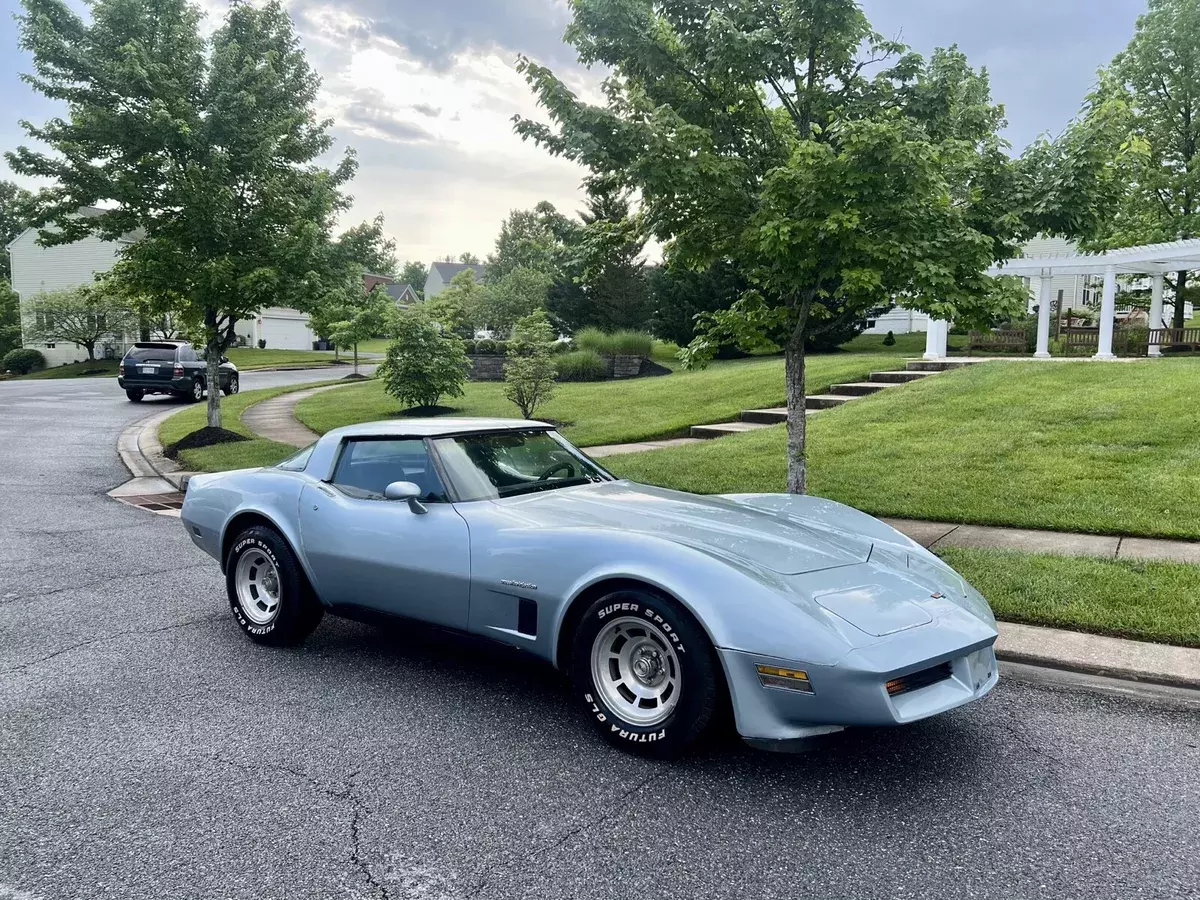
left=229, top=377, right=238, bottom=394
left=590, top=616, right=681, bottom=726
left=192, top=380, right=203, bottom=400
left=234, top=550, right=282, bottom=625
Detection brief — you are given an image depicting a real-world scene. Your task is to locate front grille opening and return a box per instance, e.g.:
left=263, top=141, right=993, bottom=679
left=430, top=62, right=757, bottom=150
left=886, top=661, right=954, bottom=697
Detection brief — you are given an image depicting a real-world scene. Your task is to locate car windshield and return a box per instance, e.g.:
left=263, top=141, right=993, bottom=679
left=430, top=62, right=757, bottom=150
left=125, top=346, right=178, bottom=362
left=433, top=431, right=610, bottom=501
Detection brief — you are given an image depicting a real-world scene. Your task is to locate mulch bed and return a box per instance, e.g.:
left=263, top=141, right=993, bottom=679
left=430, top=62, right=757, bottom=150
left=341, top=372, right=371, bottom=381
left=395, top=405, right=459, bottom=418
left=164, top=426, right=248, bottom=460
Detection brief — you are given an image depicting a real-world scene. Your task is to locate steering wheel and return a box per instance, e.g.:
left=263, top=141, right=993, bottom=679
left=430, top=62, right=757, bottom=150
left=538, top=460, right=576, bottom=481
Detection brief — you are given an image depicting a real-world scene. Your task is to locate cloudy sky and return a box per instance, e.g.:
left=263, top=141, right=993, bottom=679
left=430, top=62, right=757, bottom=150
left=0, top=0, right=1147, bottom=268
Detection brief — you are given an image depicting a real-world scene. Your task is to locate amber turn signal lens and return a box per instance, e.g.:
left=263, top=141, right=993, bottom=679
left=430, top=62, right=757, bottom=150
left=756, top=664, right=814, bottom=693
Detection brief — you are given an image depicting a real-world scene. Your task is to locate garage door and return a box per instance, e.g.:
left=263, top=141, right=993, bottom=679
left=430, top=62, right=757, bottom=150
left=260, top=315, right=315, bottom=351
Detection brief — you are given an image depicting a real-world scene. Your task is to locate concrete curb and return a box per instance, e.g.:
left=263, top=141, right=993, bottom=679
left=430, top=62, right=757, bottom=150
left=995, top=622, right=1200, bottom=691
left=116, top=404, right=196, bottom=490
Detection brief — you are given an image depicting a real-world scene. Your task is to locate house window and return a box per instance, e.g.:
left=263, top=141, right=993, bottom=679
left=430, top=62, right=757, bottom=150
left=35, top=309, right=53, bottom=331
left=867, top=320, right=877, bottom=329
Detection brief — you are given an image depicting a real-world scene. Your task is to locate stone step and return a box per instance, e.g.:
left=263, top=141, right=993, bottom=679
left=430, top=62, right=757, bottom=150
left=807, top=393, right=852, bottom=410
left=869, top=370, right=932, bottom=384
left=690, top=421, right=775, bottom=439
left=830, top=381, right=894, bottom=397
left=741, top=407, right=789, bottom=425
left=905, top=359, right=979, bottom=372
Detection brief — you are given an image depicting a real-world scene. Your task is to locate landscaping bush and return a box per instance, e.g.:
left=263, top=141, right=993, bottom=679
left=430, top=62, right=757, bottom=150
left=379, top=309, right=470, bottom=408
left=882, top=330, right=896, bottom=346
left=574, top=326, right=654, bottom=358
left=554, top=349, right=608, bottom=381
left=3, top=348, right=46, bottom=375
left=504, top=310, right=557, bottom=418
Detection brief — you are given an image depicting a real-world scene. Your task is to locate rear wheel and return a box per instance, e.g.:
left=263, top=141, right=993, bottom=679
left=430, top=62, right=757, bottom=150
left=188, top=378, right=204, bottom=403
left=571, top=588, right=719, bottom=759
left=225, top=525, right=324, bottom=646
left=223, top=374, right=239, bottom=396
left=125, top=389, right=144, bottom=402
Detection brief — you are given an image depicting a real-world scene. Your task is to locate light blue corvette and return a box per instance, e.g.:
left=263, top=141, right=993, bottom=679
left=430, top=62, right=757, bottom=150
left=182, top=418, right=999, bottom=757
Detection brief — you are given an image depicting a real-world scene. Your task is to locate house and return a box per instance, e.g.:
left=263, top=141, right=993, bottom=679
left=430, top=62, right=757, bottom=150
left=424, top=261, right=485, bottom=299
left=386, top=283, right=419, bottom=306
left=5, top=209, right=141, bottom=366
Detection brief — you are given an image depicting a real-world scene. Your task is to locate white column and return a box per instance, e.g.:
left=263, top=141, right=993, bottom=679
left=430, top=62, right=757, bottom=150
left=1035, top=271, right=1053, bottom=359
left=936, top=319, right=949, bottom=357
left=1094, top=265, right=1118, bottom=360
left=1148, top=273, right=1165, bottom=357
left=923, top=315, right=940, bottom=360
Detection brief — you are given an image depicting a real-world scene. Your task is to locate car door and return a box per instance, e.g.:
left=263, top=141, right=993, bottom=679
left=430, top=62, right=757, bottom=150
left=297, top=437, right=471, bottom=629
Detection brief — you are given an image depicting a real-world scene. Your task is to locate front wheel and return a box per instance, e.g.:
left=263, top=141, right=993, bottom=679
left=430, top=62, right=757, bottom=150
left=571, top=588, right=720, bottom=758
left=188, top=378, right=204, bottom=403
left=125, top=389, right=144, bottom=402
left=225, top=525, right=324, bottom=646
left=223, top=374, right=239, bottom=396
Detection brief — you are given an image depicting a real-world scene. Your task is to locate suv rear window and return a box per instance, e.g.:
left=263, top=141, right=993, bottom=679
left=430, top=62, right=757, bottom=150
left=126, top=346, right=179, bottom=362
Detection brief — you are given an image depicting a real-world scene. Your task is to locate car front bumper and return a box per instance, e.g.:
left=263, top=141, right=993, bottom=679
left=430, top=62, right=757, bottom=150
left=718, top=627, right=999, bottom=749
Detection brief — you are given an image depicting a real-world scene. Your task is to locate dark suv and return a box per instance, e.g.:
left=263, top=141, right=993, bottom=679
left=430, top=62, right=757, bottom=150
left=118, top=341, right=239, bottom=403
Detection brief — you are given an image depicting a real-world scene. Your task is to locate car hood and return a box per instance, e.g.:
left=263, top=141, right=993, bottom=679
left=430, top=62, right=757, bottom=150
left=492, top=481, right=872, bottom=575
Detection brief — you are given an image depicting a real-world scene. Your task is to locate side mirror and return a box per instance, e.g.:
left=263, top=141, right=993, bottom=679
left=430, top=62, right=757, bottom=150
left=384, top=480, right=427, bottom=514
left=220, top=356, right=229, bottom=364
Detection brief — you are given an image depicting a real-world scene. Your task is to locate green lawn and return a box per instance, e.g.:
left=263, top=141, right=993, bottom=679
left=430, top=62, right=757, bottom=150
left=224, top=348, right=340, bottom=370
left=838, top=331, right=967, bottom=355
left=159, top=381, right=342, bottom=472
left=294, top=356, right=887, bottom=448
left=16, top=359, right=120, bottom=379
left=607, top=358, right=1200, bottom=540
left=942, top=548, right=1200, bottom=647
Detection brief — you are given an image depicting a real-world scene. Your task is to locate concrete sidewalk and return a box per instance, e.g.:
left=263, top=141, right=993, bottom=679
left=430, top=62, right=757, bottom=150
left=883, top=517, right=1200, bottom=565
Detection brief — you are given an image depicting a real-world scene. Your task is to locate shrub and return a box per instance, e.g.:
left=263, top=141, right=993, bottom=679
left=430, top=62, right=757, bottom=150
left=3, top=348, right=46, bottom=375
left=554, top=348, right=608, bottom=381
left=379, top=309, right=470, bottom=408
left=476, top=338, right=498, bottom=355
left=504, top=311, right=558, bottom=419
left=463, top=339, right=477, bottom=355
left=574, top=327, right=654, bottom=358
left=882, top=330, right=896, bottom=346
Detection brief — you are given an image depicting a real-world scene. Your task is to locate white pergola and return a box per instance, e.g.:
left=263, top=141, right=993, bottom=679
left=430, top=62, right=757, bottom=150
left=923, top=237, right=1200, bottom=360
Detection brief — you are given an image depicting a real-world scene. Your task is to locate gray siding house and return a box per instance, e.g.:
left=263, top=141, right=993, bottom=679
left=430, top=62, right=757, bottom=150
left=424, top=261, right=485, bottom=299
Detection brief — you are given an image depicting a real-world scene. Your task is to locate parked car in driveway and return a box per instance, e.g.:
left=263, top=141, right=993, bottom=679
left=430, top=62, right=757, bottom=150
left=181, top=418, right=1000, bottom=758
left=118, top=341, right=239, bottom=402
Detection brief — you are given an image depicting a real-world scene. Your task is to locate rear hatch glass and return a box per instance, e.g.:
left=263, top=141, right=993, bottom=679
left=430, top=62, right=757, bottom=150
left=124, top=347, right=177, bottom=379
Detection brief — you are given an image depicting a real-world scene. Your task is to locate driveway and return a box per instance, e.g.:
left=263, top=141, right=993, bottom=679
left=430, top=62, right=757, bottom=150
left=1, top=373, right=1198, bottom=900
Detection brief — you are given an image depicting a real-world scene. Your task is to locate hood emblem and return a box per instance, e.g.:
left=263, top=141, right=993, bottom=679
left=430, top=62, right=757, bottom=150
left=930, top=592, right=944, bottom=599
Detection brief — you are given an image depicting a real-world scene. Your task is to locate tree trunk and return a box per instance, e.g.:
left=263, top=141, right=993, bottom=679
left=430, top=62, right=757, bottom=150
left=784, top=339, right=808, bottom=495
left=353, top=342, right=359, bottom=375
left=205, top=347, right=221, bottom=429
left=1175, top=270, right=1189, bottom=329
left=84, top=341, right=96, bottom=361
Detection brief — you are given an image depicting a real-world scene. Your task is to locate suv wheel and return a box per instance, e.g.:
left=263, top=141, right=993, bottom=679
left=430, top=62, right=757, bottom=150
left=125, top=389, right=144, bottom=402
left=188, top=378, right=204, bottom=403
left=223, top=374, right=239, bottom=396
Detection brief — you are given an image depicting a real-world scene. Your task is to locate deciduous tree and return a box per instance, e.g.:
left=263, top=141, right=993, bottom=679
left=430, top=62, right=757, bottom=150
left=399, top=261, right=429, bottom=298
left=8, top=0, right=354, bottom=428
left=0, top=280, right=22, bottom=358
left=25, top=284, right=137, bottom=360
left=481, top=267, right=554, bottom=336
left=504, top=310, right=558, bottom=419
left=380, top=308, right=469, bottom=409
left=516, top=0, right=1029, bottom=492
left=0, top=181, right=32, bottom=282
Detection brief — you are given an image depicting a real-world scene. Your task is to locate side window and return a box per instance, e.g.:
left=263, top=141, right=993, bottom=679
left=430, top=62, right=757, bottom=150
left=331, top=439, right=447, bottom=502
left=178, top=346, right=197, bottom=362
left=277, top=444, right=314, bottom=472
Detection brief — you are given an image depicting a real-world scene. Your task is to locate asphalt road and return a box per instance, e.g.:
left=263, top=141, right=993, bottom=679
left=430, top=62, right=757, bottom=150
left=1, top=372, right=1198, bottom=900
